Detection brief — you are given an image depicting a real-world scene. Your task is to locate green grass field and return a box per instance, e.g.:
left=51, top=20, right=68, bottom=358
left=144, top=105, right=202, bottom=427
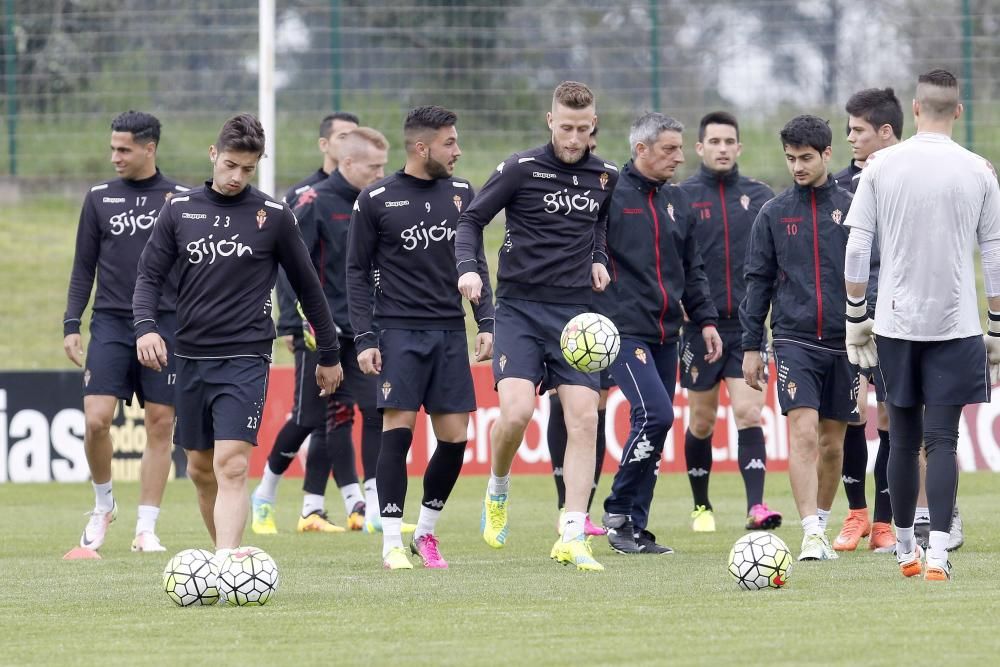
left=2, top=472, right=997, bottom=666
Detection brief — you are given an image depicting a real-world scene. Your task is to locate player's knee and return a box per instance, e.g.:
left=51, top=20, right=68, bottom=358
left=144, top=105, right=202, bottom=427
left=186, top=460, right=214, bottom=487
left=143, top=411, right=174, bottom=444
left=499, top=404, right=534, bottom=434
left=84, top=411, right=113, bottom=438
left=731, top=403, right=762, bottom=430
left=564, top=412, right=598, bottom=443
left=214, top=454, right=248, bottom=483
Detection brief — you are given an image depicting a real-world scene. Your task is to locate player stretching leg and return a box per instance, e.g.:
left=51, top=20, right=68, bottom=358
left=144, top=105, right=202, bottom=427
left=347, top=106, right=493, bottom=569
left=63, top=111, right=189, bottom=555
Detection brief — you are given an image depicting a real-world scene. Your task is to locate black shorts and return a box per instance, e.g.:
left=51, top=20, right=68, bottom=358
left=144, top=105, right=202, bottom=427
left=874, top=335, right=989, bottom=407
left=173, top=355, right=270, bottom=450
left=772, top=340, right=859, bottom=422
left=84, top=311, right=178, bottom=406
left=290, top=348, right=326, bottom=429
left=326, top=337, right=379, bottom=429
left=377, top=329, right=476, bottom=413
left=855, top=365, right=887, bottom=403
left=679, top=327, right=746, bottom=390
left=493, top=297, right=600, bottom=393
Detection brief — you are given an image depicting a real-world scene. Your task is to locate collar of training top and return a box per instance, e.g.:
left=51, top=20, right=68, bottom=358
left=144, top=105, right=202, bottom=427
left=697, top=162, right=741, bottom=186
left=121, top=167, right=165, bottom=190
left=203, top=180, right=253, bottom=205
left=622, top=159, right=666, bottom=193
left=793, top=176, right=837, bottom=201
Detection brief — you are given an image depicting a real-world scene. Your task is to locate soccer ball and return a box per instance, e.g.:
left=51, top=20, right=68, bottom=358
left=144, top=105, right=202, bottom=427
left=727, top=532, right=792, bottom=591
left=162, top=548, right=219, bottom=606
left=560, top=312, right=620, bottom=373
left=217, top=546, right=279, bottom=607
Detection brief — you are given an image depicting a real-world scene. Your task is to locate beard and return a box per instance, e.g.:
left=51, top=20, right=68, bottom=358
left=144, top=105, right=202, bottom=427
left=553, top=143, right=584, bottom=164
left=425, top=154, right=452, bottom=179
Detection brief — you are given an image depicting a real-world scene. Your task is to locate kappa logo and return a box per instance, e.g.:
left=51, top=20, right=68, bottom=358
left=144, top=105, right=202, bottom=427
left=425, top=499, right=445, bottom=510
left=83, top=369, right=91, bottom=387
left=667, top=203, right=675, bottom=221
left=841, top=475, right=861, bottom=484
left=102, top=197, right=126, bottom=204
left=256, top=209, right=267, bottom=229
left=687, top=467, right=709, bottom=477
left=453, top=194, right=463, bottom=212
left=599, top=172, right=609, bottom=190
left=690, top=365, right=699, bottom=382
left=385, top=200, right=410, bottom=208
left=740, top=194, right=750, bottom=210
left=787, top=380, right=798, bottom=399
left=499, top=354, right=508, bottom=372
left=532, top=171, right=557, bottom=179
left=381, top=381, right=392, bottom=399
left=744, top=458, right=766, bottom=470
left=382, top=503, right=402, bottom=514
left=628, top=436, right=654, bottom=463
left=831, top=209, right=843, bottom=225
left=634, top=348, right=647, bottom=364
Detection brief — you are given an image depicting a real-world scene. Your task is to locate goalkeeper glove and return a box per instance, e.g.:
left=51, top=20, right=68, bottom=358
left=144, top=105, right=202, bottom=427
left=845, top=297, right=878, bottom=368
left=985, top=310, right=1000, bottom=385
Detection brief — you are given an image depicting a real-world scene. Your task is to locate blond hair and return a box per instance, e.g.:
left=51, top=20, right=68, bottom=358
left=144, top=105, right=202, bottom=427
left=552, top=81, right=595, bottom=110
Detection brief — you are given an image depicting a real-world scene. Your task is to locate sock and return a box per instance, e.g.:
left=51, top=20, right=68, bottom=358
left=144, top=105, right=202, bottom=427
left=381, top=517, right=403, bottom=556
left=302, top=427, right=332, bottom=496
left=684, top=430, right=713, bottom=509
left=801, top=514, right=821, bottom=536
left=736, top=426, right=767, bottom=510
left=135, top=505, right=159, bottom=536
left=364, top=478, right=378, bottom=520
left=914, top=506, right=930, bottom=524
left=589, top=408, right=606, bottom=512
left=360, top=409, right=382, bottom=481
left=377, top=428, right=413, bottom=522
left=928, top=530, right=949, bottom=564
left=254, top=462, right=282, bottom=503
left=267, top=419, right=312, bottom=475
left=562, top=511, right=586, bottom=541
left=339, top=482, right=363, bottom=515
left=872, top=429, right=893, bottom=524
left=327, top=423, right=360, bottom=490
left=488, top=473, right=510, bottom=497
left=302, top=493, right=324, bottom=518
left=548, top=393, right=567, bottom=509
left=896, top=526, right=915, bottom=554
left=421, top=440, right=467, bottom=516
left=842, top=423, right=869, bottom=510
left=817, top=508, right=831, bottom=531
left=414, top=506, right=442, bottom=540
left=93, top=481, right=114, bottom=513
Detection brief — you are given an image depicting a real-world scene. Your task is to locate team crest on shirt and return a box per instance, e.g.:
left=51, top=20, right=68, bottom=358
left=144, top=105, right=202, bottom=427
left=83, top=369, right=91, bottom=387
left=667, top=203, right=675, bottom=221
left=453, top=195, right=463, bottom=212
left=382, top=381, right=392, bottom=399
left=831, top=209, right=843, bottom=225
left=787, top=381, right=798, bottom=399
left=740, top=194, right=750, bottom=210
left=690, top=365, right=699, bottom=382
left=256, top=209, right=268, bottom=229
left=599, top=172, right=609, bottom=190
left=634, top=348, right=647, bottom=364
left=499, top=354, right=508, bottom=372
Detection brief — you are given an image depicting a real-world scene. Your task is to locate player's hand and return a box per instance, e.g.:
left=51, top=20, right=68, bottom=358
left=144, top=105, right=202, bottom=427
left=282, top=335, right=295, bottom=353
left=845, top=299, right=878, bottom=368
left=742, top=350, right=766, bottom=391
left=474, top=332, right=494, bottom=362
left=458, top=271, right=483, bottom=305
left=316, top=363, right=343, bottom=396
left=702, top=325, right=723, bottom=363
left=64, top=333, right=84, bottom=367
left=137, top=332, right=168, bottom=372
left=591, top=263, right=610, bottom=292
left=358, top=347, right=382, bottom=376
left=985, top=310, right=1000, bottom=385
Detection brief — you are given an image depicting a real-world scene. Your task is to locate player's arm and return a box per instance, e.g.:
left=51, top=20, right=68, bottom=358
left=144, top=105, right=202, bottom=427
left=470, top=213, right=496, bottom=361
left=63, top=195, right=101, bottom=366
left=346, top=196, right=381, bottom=374
left=975, top=163, right=1000, bottom=381
left=591, top=166, right=619, bottom=292
left=679, top=215, right=721, bottom=362
left=739, top=206, right=778, bottom=389
left=843, top=168, right=880, bottom=367
left=275, top=207, right=343, bottom=394
left=274, top=268, right=298, bottom=351
left=455, top=158, right=520, bottom=301
left=133, top=202, right=179, bottom=372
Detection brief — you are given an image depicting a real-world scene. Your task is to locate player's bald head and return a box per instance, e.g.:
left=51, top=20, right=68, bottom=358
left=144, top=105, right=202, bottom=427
left=915, top=69, right=960, bottom=119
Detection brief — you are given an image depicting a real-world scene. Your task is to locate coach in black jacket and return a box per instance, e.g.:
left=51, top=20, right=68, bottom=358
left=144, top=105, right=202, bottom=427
left=595, top=112, right=721, bottom=555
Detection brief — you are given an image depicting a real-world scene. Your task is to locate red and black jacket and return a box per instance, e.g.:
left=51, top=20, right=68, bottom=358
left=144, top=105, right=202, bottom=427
left=740, top=178, right=874, bottom=353
left=595, top=160, right=717, bottom=345
left=678, top=164, right=774, bottom=331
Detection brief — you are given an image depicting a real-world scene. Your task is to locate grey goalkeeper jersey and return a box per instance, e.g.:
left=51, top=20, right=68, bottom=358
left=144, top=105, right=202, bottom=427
left=844, top=132, right=1000, bottom=341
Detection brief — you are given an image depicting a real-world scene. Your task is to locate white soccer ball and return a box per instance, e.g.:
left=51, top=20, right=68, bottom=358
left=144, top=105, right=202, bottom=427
left=560, top=312, right=620, bottom=373
left=163, top=548, right=220, bottom=607
left=727, top=532, right=792, bottom=591
left=216, top=546, right=279, bottom=607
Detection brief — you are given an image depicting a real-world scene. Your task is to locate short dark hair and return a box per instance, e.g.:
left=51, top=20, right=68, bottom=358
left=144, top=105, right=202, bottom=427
left=845, top=88, right=903, bottom=139
left=216, top=113, right=266, bottom=156
left=319, top=111, right=360, bottom=138
left=916, top=69, right=960, bottom=117
left=110, top=110, right=161, bottom=145
left=780, top=115, right=832, bottom=154
left=698, top=111, right=739, bottom=142
left=403, top=105, right=457, bottom=151
left=918, top=68, right=958, bottom=89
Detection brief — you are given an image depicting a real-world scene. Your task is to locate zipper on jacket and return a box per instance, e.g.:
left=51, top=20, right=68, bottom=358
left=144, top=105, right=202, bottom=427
left=811, top=190, right=822, bottom=339
left=719, top=181, right=732, bottom=318
left=648, top=189, right=668, bottom=343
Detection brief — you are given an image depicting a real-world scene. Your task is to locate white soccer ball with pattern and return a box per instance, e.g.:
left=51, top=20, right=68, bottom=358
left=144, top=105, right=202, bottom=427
left=560, top=312, right=620, bottom=373
left=162, top=548, right=220, bottom=607
left=217, top=546, right=279, bottom=606
left=728, top=532, right=792, bottom=590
